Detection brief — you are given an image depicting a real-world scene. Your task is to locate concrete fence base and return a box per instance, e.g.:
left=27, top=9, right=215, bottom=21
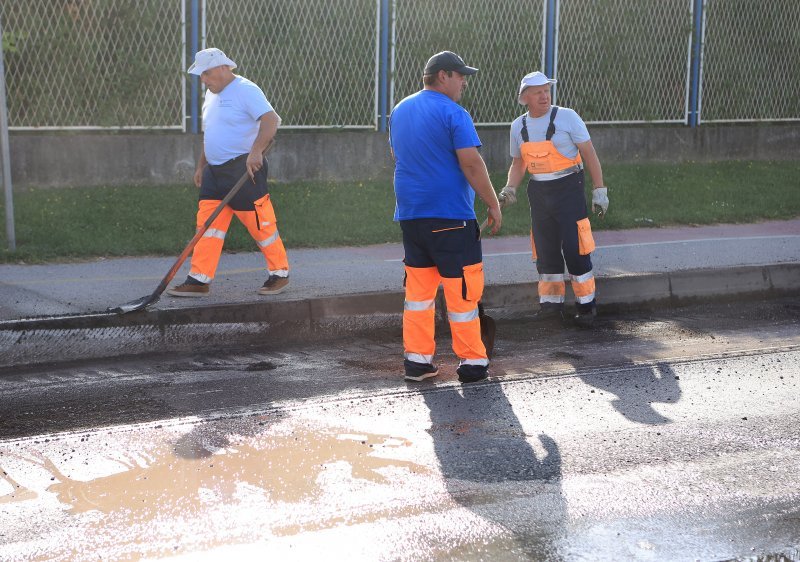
left=8, top=123, right=800, bottom=188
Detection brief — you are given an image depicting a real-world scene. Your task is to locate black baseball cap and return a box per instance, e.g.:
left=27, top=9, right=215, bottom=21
left=423, top=51, right=478, bottom=76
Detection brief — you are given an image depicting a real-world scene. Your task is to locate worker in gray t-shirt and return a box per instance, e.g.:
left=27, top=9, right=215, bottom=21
left=499, top=72, right=609, bottom=329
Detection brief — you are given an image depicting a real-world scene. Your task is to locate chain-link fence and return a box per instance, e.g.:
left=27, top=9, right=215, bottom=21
left=0, top=0, right=184, bottom=129
left=700, top=0, right=800, bottom=123
left=393, top=0, right=544, bottom=126
left=1, top=0, right=798, bottom=130
left=205, top=0, right=378, bottom=128
left=556, top=0, right=691, bottom=124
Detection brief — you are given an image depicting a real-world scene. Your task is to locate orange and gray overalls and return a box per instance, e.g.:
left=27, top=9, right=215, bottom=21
left=521, top=107, right=596, bottom=312
left=188, top=155, right=289, bottom=284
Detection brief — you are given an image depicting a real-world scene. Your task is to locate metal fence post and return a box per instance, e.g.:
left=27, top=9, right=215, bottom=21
left=190, top=0, right=200, bottom=134
left=544, top=0, right=559, bottom=102
left=688, top=0, right=706, bottom=127
left=0, top=15, right=15, bottom=252
left=389, top=0, right=396, bottom=114
left=378, top=0, right=390, bottom=131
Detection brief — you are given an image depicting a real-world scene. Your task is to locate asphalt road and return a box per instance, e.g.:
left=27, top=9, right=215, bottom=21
left=1, top=298, right=799, bottom=561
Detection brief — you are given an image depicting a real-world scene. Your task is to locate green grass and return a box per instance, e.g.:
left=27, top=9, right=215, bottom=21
left=0, top=160, right=798, bottom=264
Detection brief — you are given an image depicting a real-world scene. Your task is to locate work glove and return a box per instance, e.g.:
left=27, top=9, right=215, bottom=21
left=499, top=185, right=517, bottom=206
left=592, top=187, right=609, bottom=218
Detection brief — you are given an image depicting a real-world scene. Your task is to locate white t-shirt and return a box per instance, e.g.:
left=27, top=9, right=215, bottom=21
left=202, top=75, right=274, bottom=165
left=509, top=106, right=590, bottom=160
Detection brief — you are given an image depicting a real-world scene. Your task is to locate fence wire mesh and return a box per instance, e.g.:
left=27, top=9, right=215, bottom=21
left=700, top=0, right=800, bottom=122
left=393, top=0, right=544, bottom=125
left=0, top=0, right=184, bottom=129
left=1, top=0, right=798, bottom=130
left=205, top=0, right=377, bottom=128
left=556, top=0, right=691, bottom=124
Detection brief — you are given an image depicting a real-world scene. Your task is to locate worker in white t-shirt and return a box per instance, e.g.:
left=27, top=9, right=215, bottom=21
left=168, top=48, right=290, bottom=298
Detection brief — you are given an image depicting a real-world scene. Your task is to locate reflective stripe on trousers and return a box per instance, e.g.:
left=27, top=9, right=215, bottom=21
left=460, top=357, right=489, bottom=367
left=257, top=230, right=280, bottom=248
left=538, top=273, right=565, bottom=304
left=571, top=270, right=596, bottom=304
left=203, top=228, right=226, bottom=241
left=404, top=299, right=435, bottom=312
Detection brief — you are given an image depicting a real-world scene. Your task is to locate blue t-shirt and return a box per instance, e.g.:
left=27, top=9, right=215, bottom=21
left=202, top=76, right=274, bottom=165
left=389, top=90, right=481, bottom=221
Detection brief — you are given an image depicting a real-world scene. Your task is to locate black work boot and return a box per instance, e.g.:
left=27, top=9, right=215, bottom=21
left=404, top=359, right=439, bottom=382
left=531, top=303, right=564, bottom=325
left=573, top=303, right=597, bottom=329
left=456, top=363, right=488, bottom=384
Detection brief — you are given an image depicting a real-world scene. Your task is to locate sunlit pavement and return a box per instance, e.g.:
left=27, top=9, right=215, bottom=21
left=1, top=299, right=799, bottom=561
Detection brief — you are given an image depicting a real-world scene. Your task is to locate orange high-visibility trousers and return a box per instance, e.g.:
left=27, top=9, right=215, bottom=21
left=188, top=194, right=289, bottom=284
left=403, top=265, right=488, bottom=367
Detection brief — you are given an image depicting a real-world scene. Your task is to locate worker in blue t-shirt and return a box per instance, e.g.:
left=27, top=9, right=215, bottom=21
left=389, top=51, right=502, bottom=384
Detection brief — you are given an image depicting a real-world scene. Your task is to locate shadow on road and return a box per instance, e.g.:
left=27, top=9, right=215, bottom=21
left=495, top=312, right=687, bottom=426
left=422, top=382, right=568, bottom=558
left=578, top=361, right=681, bottom=425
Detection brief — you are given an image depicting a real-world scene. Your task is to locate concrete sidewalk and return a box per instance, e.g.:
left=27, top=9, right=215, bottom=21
left=2, top=219, right=798, bottom=320
left=0, top=219, right=798, bottom=367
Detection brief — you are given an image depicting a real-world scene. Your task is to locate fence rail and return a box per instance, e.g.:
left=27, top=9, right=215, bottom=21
left=0, top=0, right=798, bottom=130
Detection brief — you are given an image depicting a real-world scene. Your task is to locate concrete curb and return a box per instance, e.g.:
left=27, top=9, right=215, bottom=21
left=1, top=263, right=798, bottom=370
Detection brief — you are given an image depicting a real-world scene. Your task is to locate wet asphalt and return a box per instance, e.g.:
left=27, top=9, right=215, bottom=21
left=1, top=298, right=799, bottom=561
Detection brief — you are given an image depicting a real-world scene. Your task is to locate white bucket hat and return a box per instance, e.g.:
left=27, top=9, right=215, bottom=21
left=187, top=48, right=237, bottom=75
left=517, top=71, right=556, bottom=105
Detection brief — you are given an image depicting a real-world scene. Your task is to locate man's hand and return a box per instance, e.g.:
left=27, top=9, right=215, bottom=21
left=193, top=167, right=203, bottom=188
left=246, top=150, right=264, bottom=181
left=592, top=187, right=609, bottom=218
left=486, top=205, right=502, bottom=235
left=499, top=185, right=517, bottom=205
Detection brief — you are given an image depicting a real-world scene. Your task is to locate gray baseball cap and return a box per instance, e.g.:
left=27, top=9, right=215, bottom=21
left=424, top=51, right=478, bottom=76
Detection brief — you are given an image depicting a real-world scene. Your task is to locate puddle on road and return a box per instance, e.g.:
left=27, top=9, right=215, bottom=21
left=48, top=428, right=422, bottom=511
left=7, top=424, right=430, bottom=560
left=0, top=467, right=38, bottom=503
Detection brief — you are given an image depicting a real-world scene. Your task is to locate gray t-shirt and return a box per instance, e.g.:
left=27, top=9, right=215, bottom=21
left=509, top=106, right=590, bottom=160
